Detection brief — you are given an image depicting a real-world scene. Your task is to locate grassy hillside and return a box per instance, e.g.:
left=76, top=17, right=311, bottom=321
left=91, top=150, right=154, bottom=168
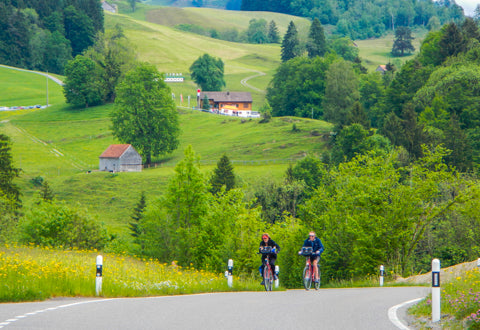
left=0, top=64, right=331, bottom=234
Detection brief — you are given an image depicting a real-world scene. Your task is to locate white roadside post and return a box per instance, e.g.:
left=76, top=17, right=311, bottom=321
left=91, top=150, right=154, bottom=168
left=227, top=259, right=233, bottom=288
left=96, top=255, right=103, bottom=296
left=432, top=258, right=441, bottom=323
left=477, top=258, right=480, bottom=268
left=275, top=265, right=280, bottom=288
left=380, top=265, right=385, bottom=287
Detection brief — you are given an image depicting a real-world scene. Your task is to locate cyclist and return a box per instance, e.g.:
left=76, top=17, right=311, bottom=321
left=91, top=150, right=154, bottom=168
left=298, top=231, right=324, bottom=283
left=259, top=233, right=280, bottom=284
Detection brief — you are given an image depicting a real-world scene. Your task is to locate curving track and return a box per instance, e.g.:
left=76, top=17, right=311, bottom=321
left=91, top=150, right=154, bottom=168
left=0, top=287, right=428, bottom=329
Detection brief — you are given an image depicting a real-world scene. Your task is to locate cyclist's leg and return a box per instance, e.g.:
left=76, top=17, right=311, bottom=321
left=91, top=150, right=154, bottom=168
left=312, top=256, right=320, bottom=281
left=269, top=256, right=277, bottom=279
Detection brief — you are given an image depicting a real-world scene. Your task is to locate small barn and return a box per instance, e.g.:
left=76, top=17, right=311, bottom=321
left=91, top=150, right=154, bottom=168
left=99, top=144, right=142, bottom=172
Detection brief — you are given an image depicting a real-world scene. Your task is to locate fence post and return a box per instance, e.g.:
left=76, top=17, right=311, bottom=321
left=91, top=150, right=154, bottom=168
left=96, top=255, right=103, bottom=296
left=432, top=258, right=441, bottom=323
left=380, top=265, right=384, bottom=287
left=227, top=259, right=233, bottom=288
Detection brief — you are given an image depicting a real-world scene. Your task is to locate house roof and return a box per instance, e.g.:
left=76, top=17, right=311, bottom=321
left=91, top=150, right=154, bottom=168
left=376, top=65, right=387, bottom=71
left=100, top=144, right=131, bottom=158
left=200, top=92, right=252, bottom=103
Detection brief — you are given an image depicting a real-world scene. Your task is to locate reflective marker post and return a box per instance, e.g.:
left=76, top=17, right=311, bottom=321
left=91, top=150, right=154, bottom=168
left=96, top=255, right=103, bottom=296
left=380, top=265, right=385, bottom=287
left=275, top=265, right=280, bottom=288
left=227, top=259, right=233, bottom=288
left=432, top=258, right=441, bottom=323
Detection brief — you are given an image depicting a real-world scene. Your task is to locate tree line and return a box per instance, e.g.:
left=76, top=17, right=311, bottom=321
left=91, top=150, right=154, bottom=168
left=0, top=0, right=103, bottom=74
left=267, top=17, right=480, bottom=173
left=238, top=0, right=464, bottom=39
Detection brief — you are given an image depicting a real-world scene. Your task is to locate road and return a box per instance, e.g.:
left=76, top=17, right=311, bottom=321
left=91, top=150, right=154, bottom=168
left=0, top=287, right=428, bottom=329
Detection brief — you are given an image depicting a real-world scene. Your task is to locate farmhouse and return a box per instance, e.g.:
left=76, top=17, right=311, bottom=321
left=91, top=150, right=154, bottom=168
left=99, top=144, right=142, bottom=172
left=199, top=91, right=253, bottom=116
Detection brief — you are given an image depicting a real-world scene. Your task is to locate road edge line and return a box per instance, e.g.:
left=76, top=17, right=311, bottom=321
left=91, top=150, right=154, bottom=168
left=388, top=297, right=424, bottom=330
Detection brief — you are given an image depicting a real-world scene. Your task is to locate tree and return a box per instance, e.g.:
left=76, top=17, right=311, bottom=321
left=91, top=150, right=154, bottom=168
left=128, top=0, right=137, bottom=12
left=209, top=154, right=235, bottom=195
left=63, top=5, right=95, bottom=57
left=111, top=63, right=180, bottom=165
left=323, top=60, right=360, bottom=127
left=281, top=21, right=301, bottom=62
left=306, top=18, right=327, bottom=58
left=63, top=55, right=103, bottom=108
left=391, top=26, right=415, bottom=57
left=439, top=22, right=464, bottom=61
left=246, top=18, right=268, bottom=44
left=267, top=20, right=280, bottom=43
left=266, top=56, right=333, bottom=118
left=39, top=180, right=55, bottom=202
left=84, top=25, right=137, bottom=103
left=0, top=134, right=21, bottom=208
left=129, top=191, right=146, bottom=251
left=190, top=54, right=226, bottom=91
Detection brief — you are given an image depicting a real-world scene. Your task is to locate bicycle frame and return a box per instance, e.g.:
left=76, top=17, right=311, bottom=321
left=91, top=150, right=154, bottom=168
left=303, top=256, right=320, bottom=290
left=261, top=254, right=274, bottom=291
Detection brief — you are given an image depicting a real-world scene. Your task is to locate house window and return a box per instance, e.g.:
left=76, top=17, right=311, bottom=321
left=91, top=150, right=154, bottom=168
left=236, top=104, right=238, bottom=108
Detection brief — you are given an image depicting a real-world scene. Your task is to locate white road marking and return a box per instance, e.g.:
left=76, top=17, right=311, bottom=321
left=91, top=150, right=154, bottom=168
left=388, top=297, right=424, bottom=330
left=0, top=299, right=114, bottom=328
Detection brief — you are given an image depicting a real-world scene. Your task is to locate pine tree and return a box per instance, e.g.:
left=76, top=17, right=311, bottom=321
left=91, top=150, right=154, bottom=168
left=267, top=20, right=280, bottom=43
left=40, top=180, right=55, bottom=202
left=129, top=191, right=147, bottom=240
left=391, top=26, right=415, bottom=57
left=210, top=154, right=235, bottom=195
left=439, top=22, right=465, bottom=61
left=306, top=18, right=326, bottom=58
left=281, top=21, right=300, bottom=62
left=0, top=134, right=21, bottom=208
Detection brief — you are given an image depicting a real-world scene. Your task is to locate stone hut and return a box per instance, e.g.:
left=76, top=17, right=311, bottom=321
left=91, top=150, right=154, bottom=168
left=99, top=144, right=142, bottom=172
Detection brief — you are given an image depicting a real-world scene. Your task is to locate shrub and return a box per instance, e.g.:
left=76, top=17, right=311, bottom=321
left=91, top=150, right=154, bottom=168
left=20, top=201, right=108, bottom=249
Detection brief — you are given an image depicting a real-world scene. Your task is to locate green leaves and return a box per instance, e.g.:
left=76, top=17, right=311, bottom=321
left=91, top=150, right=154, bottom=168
left=189, top=54, right=226, bottom=91
left=111, top=63, right=180, bottom=164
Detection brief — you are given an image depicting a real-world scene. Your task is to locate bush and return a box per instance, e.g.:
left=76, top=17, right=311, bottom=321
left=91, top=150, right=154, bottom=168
left=20, top=201, right=108, bottom=249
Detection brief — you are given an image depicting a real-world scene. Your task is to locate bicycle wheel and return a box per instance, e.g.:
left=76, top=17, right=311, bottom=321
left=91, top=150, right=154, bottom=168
left=303, top=265, right=312, bottom=290
left=263, top=265, right=272, bottom=291
left=267, top=267, right=273, bottom=291
left=314, top=265, right=321, bottom=290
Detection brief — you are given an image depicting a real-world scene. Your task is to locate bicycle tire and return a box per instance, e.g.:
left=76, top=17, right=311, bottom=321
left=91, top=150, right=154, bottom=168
left=263, top=264, right=272, bottom=291
left=314, top=265, right=321, bottom=290
left=303, top=265, right=312, bottom=290
left=267, top=267, right=273, bottom=291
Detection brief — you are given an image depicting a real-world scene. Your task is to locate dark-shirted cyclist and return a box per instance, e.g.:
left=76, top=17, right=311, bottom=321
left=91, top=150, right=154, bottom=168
left=259, top=233, right=280, bottom=285
left=298, top=231, right=324, bottom=283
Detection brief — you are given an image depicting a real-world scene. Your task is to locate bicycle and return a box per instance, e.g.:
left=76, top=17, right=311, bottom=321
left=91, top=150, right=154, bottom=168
left=299, top=247, right=321, bottom=290
left=258, top=246, right=276, bottom=291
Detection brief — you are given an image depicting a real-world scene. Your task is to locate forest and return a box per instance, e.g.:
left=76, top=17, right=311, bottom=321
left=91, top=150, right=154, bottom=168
left=0, top=0, right=103, bottom=74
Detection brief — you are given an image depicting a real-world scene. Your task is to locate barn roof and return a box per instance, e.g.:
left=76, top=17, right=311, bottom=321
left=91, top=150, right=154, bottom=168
left=100, top=144, right=131, bottom=158
left=200, top=91, right=252, bottom=102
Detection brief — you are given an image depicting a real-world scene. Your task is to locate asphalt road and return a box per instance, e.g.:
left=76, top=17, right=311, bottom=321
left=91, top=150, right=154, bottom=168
left=0, top=287, right=429, bottom=330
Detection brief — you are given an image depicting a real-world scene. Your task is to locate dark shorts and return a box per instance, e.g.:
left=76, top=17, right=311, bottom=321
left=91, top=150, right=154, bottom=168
left=309, top=255, right=320, bottom=263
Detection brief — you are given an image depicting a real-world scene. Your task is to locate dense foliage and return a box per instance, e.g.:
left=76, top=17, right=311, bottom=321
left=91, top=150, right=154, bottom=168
left=240, top=0, right=464, bottom=39
left=111, top=63, right=180, bottom=165
left=190, top=54, right=226, bottom=91
left=0, top=0, right=103, bottom=74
